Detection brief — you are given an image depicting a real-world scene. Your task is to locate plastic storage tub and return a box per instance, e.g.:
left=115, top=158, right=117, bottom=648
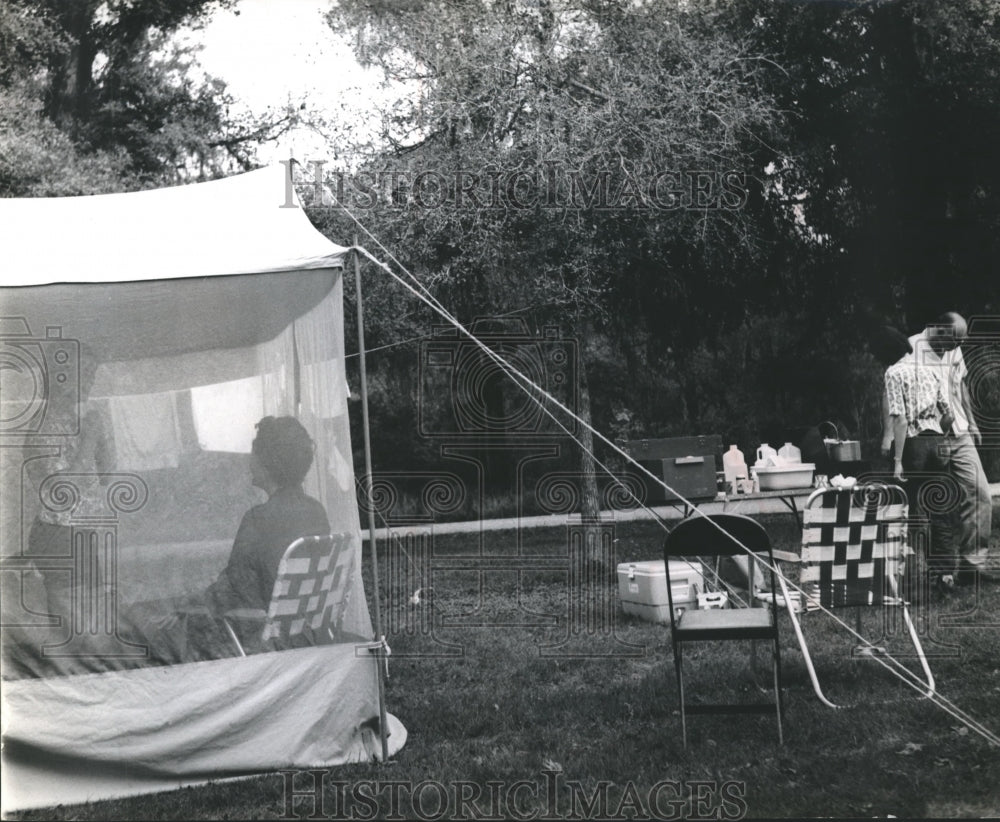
left=755, top=463, right=815, bottom=490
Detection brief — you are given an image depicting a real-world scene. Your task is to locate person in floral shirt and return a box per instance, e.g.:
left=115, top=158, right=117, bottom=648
left=885, top=326, right=954, bottom=592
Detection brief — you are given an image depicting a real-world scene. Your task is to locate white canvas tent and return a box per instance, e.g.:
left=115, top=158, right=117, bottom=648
left=0, top=164, right=406, bottom=812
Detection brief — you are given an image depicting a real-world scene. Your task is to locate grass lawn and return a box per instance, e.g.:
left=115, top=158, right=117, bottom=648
left=9, top=512, right=1000, bottom=820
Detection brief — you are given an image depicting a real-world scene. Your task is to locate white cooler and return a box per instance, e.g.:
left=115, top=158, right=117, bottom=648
left=617, top=559, right=705, bottom=623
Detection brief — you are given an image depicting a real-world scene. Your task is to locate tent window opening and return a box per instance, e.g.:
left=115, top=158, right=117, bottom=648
left=191, top=376, right=266, bottom=453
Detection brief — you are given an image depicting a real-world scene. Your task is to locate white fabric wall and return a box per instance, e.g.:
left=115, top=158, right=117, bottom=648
left=1, top=644, right=407, bottom=812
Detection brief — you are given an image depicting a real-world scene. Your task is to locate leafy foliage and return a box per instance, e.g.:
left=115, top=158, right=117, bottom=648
left=0, top=0, right=298, bottom=194
left=319, top=0, right=1000, bottom=488
left=0, top=81, right=128, bottom=196
left=320, top=0, right=796, bottom=494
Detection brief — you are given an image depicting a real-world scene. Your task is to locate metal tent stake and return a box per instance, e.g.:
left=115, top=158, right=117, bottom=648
left=353, top=242, right=390, bottom=764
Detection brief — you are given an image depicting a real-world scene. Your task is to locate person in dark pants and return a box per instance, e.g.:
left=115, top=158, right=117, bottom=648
left=908, top=313, right=994, bottom=586
left=885, top=339, right=955, bottom=594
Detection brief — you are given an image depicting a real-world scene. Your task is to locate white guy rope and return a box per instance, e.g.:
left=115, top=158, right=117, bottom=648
left=353, top=246, right=1000, bottom=742
left=298, top=167, right=1000, bottom=745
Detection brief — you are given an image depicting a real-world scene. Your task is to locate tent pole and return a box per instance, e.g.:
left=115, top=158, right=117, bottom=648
left=353, top=241, right=390, bottom=764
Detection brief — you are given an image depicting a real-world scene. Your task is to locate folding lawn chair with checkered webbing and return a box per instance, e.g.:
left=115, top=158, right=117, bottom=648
left=775, top=483, right=936, bottom=708
left=221, top=532, right=357, bottom=656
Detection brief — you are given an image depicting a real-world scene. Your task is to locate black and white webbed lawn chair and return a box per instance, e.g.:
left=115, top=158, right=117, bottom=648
left=776, top=483, right=936, bottom=708
left=221, top=533, right=356, bottom=656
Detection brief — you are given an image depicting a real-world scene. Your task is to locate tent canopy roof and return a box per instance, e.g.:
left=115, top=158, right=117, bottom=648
left=0, top=164, right=348, bottom=285
left=0, top=165, right=349, bottom=362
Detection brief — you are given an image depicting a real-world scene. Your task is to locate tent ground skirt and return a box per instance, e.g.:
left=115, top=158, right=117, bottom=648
left=1, top=643, right=407, bottom=813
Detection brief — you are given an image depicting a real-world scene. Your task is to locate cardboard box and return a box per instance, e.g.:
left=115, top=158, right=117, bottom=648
left=617, top=559, right=704, bottom=623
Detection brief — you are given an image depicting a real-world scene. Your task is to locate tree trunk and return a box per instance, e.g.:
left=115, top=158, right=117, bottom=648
left=576, top=342, right=606, bottom=569
left=45, top=0, right=96, bottom=132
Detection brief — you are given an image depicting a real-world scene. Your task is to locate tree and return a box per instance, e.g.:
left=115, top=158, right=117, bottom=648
left=728, top=0, right=1000, bottom=324
left=0, top=81, right=127, bottom=197
left=320, top=0, right=1000, bottom=513
left=0, top=0, right=299, bottom=194
left=321, top=0, right=786, bottom=537
left=724, top=0, right=1000, bottom=469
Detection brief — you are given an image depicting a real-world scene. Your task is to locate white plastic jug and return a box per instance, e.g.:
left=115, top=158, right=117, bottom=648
left=756, top=444, right=778, bottom=467
left=723, top=444, right=747, bottom=483
left=778, top=442, right=801, bottom=463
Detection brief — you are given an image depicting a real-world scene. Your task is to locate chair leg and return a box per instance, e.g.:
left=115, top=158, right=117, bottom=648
left=777, top=575, right=840, bottom=709
left=673, top=643, right=687, bottom=747
left=888, top=574, right=936, bottom=698
left=221, top=617, right=247, bottom=657
left=901, top=604, right=936, bottom=697
left=772, top=639, right=784, bottom=745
